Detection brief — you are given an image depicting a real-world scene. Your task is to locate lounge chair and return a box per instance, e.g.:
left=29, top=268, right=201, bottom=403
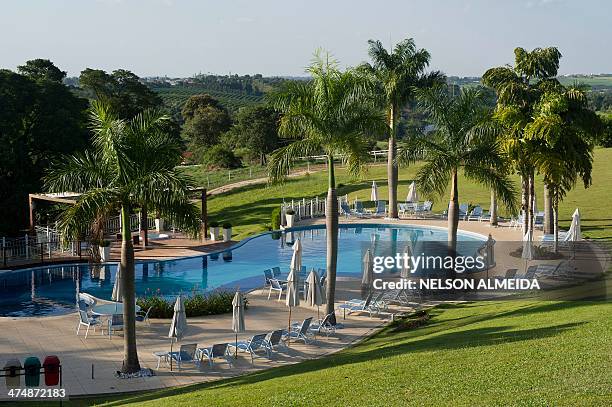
left=338, top=292, right=385, bottom=317
left=495, top=269, right=517, bottom=280
left=196, top=343, right=233, bottom=368
left=271, top=267, right=281, bottom=278
left=168, top=343, right=199, bottom=371
left=340, top=201, right=354, bottom=218
left=228, top=333, right=269, bottom=363
left=458, top=203, right=469, bottom=220
left=136, top=307, right=152, bottom=326
left=398, top=203, right=408, bottom=217
left=354, top=201, right=367, bottom=217
left=467, top=206, right=483, bottom=221
left=370, top=200, right=386, bottom=217
left=534, top=212, right=545, bottom=230
left=107, top=314, right=124, bottom=339
left=263, top=269, right=274, bottom=287
left=268, top=279, right=287, bottom=300
left=263, top=329, right=285, bottom=354
left=309, top=313, right=336, bottom=337
left=76, top=310, right=102, bottom=338
left=415, top=201, right=433, bottom=217
left=78, top=293, right=97, bottom=307
left=284, top=317, right=313, bottom=344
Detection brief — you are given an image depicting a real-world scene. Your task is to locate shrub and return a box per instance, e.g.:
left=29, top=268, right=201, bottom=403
left=203, top=145, right=242, bottom=169
left=137, top=291, right=245, bottom=319
left=222, top=222, right=232, bottom=229
left=209, top=221, right=219, bottom=228
left=270, top=207, right=281, bottom=230
left=285, top=208, right=295, bottom=215
left=98, top=240, right=111, bottom=247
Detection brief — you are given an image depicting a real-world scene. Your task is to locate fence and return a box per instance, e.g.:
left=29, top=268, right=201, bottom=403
left=279, top=194, right=351, bottom=225
left=1, top=232, right=87, bottom=268
left=103, top=214, right=156, bottom=235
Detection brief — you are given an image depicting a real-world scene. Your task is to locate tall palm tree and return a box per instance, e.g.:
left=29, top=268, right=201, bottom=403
left=45, top=102, right=201, bottom=373
left=268, top=52, right=384, bottom=323
left=527, top=86, right=600, bottom=251
left=482, top=47, right=562, bottom=235
left=398, top=86, right=517, bottom=249
left=358, top=38, right=444, bottom=218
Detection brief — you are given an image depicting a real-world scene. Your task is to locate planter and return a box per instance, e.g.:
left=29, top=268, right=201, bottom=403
left=210, top=227, right=220, bottom=241
left=155, top=218, right=164, bottom=232
left=99, top=246, right=111, bottom=262
left=286, top=214, right=295, bottom=228
left=223, top=227, right=232, bottom=242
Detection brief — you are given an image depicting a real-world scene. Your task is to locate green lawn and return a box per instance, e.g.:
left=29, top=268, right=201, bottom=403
left=83, top=299, right=612, bottom=406
left=207, top=147, right=612, bottom=241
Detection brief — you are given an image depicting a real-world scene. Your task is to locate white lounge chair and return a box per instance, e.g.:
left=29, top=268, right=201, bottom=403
left=228, top=334, right=269, bottom=364
left=267, top=279, right=287, bottom=300
left=76, top=310, right=102, bottom=338
left=284, top=317, right=313, bottom=344
left=167, top=343, right=199, bottom=370
left=196, top=343, right=233, bottom=368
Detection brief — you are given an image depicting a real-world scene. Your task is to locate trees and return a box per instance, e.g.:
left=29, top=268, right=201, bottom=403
left=527, top=86, right=600, bottom=251
left=79, top=68, right=162, bottom=119
left=268, top=52, right=384, bottom=323
left=358, top=38, right=444, bottom=218
left=398, top=86, right=517, bottom=249
left=0, top=62, right=88, bottom=235
left=226, top=105, right=279, bottom=165
left=44, top=102, right=200, bottom=373
left=181, top=94, right=232, bottom=158
left=483, top=47, right=563, bottom=235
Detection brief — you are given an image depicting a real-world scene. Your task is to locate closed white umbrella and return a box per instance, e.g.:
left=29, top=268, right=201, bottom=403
left=370, top=181, right=379, bottom=202
left=285, top=267, right=300, bottom=345
left=406, top=181, right=418, bottom=203
left=111, top=266, right=122, bottom=302
left=401, top=243, right=413, bottom=278
left=564, top=208, right=582, bottom=242
left=168, top=294, right=187, bottom=371
left=361, top=249, right=374, bottom=288
left=231, top=291, right=245, bottom=358
left=290, top=239, right=302, bottom=274
left=522, top=231, right=533, bottom=275
left=306, top=270, right=325, bottom=320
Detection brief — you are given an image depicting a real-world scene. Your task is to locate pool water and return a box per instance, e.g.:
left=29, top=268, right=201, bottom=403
left=0, top=224, right=484, bottom=317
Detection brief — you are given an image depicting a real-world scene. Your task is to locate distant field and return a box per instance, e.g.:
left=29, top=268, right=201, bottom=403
left=557, top=75, right=612, bottom=89
left=152, top=85, right=264, bottom=112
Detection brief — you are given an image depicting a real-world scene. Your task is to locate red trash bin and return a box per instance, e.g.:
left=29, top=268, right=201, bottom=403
left=43, top=355, right=60, bottom=386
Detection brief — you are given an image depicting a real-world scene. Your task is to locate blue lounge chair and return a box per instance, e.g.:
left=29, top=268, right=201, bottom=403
left=372, top=201, right=386, bottom=217
left=284, top=317, right=313, bottom=344
left=309, top=313, right=337, bottom=337
left=458, top=203, right=469, bottom=220
left=354, top=201, right=367, bottom=217
left=168, top=343, right=199, bottom=371
left=271, top=267, right=281, bottom=278
left=196, top=343, right=233, bottom=368
left=467, top=206, right=483, bottom=221
left=340, top=200, right=354, bottom=218
left=263, top=330, right=285, bottom=354
left=228, top=333, right=269, bottom=364
left=263, top=269, right=274, bottom=287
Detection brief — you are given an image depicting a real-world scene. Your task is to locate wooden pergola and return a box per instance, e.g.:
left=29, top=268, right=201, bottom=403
left=28, top=189, right=210, bottom=247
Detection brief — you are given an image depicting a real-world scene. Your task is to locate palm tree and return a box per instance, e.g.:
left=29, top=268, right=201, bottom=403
left=527, top=86, right=600, bottom=251
left=482, top=47, right=562, bottom=235
left=45, top=102, right=201, bottom=373
left=398, top=86, right=517, bottom=249
left=268, top=52, right=384, bottom=323
left=358, top=39, right=444, bottom=218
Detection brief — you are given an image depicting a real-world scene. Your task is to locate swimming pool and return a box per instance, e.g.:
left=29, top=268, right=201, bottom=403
left=0, top=224, right=485, bottom=317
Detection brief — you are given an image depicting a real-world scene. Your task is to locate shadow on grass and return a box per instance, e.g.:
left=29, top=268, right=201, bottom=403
left=82, top=301, right=595, bottom=406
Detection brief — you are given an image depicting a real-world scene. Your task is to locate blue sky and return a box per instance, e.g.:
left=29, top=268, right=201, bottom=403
left=1, top=0, right=610, bottom=77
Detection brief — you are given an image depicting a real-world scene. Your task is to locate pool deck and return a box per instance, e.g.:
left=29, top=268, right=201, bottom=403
left=0, top=218, right=608, bottom=401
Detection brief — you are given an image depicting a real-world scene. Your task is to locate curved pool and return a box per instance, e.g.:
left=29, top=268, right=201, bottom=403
left=0, top=224, right=485, bottom=317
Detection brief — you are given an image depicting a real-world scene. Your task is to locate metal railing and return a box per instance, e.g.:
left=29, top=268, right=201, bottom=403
left=280, top=195, right=352, bottom=226
left=1, top=232, right=88, bottom=268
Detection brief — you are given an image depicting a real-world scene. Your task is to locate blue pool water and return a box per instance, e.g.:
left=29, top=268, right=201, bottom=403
left=0, top=224, right=485, bottom=317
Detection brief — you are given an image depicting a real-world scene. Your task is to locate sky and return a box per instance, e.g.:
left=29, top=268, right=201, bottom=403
left=1, top=0, right=610, bottom=78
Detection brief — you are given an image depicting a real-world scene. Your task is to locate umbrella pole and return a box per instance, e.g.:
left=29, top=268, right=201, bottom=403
left=235, top=333, right=238, bottom=359
left=287, top=307, right=292, bottom=346
left=170, top=340, right=173, bottom=372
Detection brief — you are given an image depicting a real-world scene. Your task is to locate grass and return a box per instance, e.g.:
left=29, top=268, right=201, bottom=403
left=78, top=299, right=612, bottom=406
left=206, top=147, right=612, bottom=241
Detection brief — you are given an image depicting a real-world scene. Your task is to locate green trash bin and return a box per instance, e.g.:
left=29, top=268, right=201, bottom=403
left=24, top=357, right=41, bottom=387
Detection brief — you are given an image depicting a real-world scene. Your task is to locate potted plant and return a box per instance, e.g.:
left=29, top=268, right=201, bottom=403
left=285, top=208, right=296, bottom=228
left=209, top=221, right=220, bottom=241
left=98, top=240, right=111, bottom=262
left=222, top=222, right=232, bottom=242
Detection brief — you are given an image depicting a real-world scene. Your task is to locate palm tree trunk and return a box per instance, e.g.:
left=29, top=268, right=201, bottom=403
left=490, top=189, right=498, bottom=226
left=324, top=155, right=338, bottom=325
left=543, top=183, right=553, bottom=235
left=528, top=171, right=535, bottom=235
left=387, top=105, right=398, bottom=218
left=521, top=174, right=528, bottom=235
left=448, top=169, right=459, bottom=251
left=120, top=204, right=140, bottom=373
left=140, top=204, right=148, bottom=249
left=553, top=199, right=559, bottom=254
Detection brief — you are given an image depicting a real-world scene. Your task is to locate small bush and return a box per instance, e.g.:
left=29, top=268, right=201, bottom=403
left=203, top=145, right=242, bottom=169
left=271, top=207, right=281, bottom=230
left=209, top=221, right=219, bottom=228
left=98, top=240, right=111, bottom=247
left=285, top=208, right=295, bottom=215
left=222, top=222, right=232, bottom=229
left=137, top=291, right=245, bottom=319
